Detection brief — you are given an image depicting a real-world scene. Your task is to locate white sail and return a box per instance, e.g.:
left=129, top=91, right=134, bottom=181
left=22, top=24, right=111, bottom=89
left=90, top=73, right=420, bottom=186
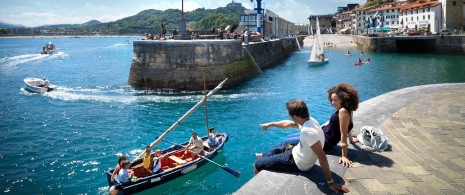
left=308, top=17, right=329, bottom=65
left=316, top=17, right=324, bottom=56
left=309, top=37, right=318, bottom=61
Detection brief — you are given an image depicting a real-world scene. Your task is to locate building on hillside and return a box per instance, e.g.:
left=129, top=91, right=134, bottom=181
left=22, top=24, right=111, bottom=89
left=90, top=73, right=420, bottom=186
left=227, top=0, right=242, bottom=7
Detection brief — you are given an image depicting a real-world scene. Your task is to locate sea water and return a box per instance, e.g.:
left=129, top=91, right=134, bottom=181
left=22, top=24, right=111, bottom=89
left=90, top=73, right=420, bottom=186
left=0, top=37, right=464, bottom=194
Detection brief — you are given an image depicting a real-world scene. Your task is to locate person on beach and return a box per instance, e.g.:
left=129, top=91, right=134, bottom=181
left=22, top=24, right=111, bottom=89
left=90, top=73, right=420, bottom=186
left=255, top=99, right=349, bottom=193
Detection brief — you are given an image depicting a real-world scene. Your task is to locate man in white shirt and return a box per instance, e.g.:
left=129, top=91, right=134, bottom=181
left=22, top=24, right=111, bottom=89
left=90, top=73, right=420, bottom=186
left=42, top=77, right=50, bottom=88
left=256, top=99, right=349, bottom=193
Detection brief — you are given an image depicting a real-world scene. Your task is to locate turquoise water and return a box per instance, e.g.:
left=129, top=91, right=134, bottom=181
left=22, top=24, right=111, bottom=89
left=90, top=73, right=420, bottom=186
left=0, top=37, right=464, bottom=194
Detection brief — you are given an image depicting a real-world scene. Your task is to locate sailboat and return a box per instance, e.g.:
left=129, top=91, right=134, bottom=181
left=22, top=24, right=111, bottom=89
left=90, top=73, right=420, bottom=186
left=308, top=17, right=329, bottom=66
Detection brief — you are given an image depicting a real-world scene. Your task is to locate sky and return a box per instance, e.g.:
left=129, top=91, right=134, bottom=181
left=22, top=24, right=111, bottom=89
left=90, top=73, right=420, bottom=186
left=0, top=0, right=366, bottom=27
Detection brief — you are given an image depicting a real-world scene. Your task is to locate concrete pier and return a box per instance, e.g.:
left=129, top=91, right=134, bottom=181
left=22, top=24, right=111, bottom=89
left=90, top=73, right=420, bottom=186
left=128, top=37, right=304, bottom=90
left=236, top=83, right=465, bottom=195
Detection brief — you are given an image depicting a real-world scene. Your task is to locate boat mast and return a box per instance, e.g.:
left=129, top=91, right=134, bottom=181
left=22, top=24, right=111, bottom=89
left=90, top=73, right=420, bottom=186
left=135, top=78, right=228, bottom=160
left=203, top=75, right=209, bottom=136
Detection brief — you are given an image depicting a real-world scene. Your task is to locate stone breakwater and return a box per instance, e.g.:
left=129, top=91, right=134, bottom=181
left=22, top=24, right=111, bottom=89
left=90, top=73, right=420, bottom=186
left=128, top=37, right=304, bottom=90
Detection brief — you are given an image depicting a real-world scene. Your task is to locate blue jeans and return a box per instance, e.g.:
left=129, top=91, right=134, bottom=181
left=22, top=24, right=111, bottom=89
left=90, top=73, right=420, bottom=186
left=255, top=146, right=300, bottom=172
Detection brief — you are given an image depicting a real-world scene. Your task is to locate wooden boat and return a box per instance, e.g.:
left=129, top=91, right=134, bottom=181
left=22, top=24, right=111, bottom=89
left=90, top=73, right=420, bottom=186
left=23, top=77, right=57, bottom=93
left=106, top=133, right=228, bottom=194
left=106, top=78, right=238, bottom=194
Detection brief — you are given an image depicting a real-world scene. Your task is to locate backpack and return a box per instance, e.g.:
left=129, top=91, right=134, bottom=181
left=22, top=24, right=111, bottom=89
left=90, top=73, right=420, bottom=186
left=357, top=126, right=389, bottom=152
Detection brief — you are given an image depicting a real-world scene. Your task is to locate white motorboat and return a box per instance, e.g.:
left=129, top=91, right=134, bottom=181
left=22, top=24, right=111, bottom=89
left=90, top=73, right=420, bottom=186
left=308, top=17, right=329, bottom=66
left=23, top=77, right=57, bottom=93
left=40, top=42, right=58, bottom=55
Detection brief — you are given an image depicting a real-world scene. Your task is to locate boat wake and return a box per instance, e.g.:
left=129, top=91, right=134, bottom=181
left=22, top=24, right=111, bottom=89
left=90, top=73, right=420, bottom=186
left=0, top=52, right=68, bottom=67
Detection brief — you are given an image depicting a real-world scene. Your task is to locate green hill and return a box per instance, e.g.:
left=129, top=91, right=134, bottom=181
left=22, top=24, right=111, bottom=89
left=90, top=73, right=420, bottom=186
left=87, top=6, right=245, bottom=35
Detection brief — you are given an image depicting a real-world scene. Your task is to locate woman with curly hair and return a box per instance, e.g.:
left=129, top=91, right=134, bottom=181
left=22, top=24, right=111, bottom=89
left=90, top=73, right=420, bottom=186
left=323, top=82, right=359, bottom=167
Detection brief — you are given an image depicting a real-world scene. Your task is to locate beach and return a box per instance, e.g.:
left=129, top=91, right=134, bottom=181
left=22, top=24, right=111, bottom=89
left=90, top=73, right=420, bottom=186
left=303, top=34, right=357, bottom=48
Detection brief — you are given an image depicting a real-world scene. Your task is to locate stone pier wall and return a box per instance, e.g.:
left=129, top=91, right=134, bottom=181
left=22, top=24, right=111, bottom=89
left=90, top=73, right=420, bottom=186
left=434, top=36, right=465, bottom=54
left=354, top=35, right=465, bottom=54
left=128, top=37, right=303, bottom=90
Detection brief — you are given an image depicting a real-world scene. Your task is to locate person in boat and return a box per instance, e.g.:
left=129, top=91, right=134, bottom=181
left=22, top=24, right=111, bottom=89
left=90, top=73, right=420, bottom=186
left=117, top=160, right=133, bottom=184
left=182, top=131, right=205, bottom=157
left=321, top=54, right=325, bottom=61
left=110, top=155, right=127, bottom=183
left=151, top=149, right=164, bottom=174
left=255, top=99, right=349, bottom=193
left=38, top=77, right=50, bottom=89
left=143, top=146, right=153, bottom=173
left=208, top=127, right=220, bottom=147
left=358, top=58, right=362, bottom=63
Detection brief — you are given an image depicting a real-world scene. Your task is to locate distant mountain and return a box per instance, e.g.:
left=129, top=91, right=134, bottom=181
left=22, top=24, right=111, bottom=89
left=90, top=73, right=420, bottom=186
left=81, top=20, right=101, bottom=27
left=38, top=20, right=102, bottom=28
left=0, top=21, right=24, bottom=28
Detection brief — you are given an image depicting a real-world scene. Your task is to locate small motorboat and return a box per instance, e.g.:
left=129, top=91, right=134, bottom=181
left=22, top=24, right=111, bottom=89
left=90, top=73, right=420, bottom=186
left=23, top=77, right=57, bottom=93
left=106, top=133, right=229, bottom=194
left=40, top=42, right=58, bottom=55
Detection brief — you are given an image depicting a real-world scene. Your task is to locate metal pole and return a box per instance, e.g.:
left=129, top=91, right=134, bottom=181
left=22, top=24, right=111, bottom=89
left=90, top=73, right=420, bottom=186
left=182, top=0, right=184, bottom=19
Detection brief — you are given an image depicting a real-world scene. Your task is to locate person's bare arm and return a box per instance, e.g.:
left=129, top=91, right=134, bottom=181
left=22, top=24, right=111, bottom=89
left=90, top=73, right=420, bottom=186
left=260, top=120, right=299, bottom=130
left=338, top=108, right=353, bottom=167
left=310, top=141, right=350, bottom=193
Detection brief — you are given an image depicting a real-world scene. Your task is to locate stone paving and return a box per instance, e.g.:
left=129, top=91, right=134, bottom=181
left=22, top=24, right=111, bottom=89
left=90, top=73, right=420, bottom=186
left=236, top=83, right=465, bottom=195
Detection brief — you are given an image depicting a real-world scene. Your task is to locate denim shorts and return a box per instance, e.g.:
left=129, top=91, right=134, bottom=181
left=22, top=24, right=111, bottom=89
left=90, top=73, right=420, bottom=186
left=255, top=146, right=300, bottom=172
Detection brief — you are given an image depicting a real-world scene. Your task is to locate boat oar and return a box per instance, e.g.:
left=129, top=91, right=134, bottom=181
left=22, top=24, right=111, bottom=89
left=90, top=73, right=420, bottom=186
left=161, top=139, right=241, bottom=178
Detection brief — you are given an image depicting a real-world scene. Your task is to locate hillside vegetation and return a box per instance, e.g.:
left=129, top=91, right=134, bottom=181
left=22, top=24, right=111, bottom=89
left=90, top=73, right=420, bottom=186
left=75, top=6, right=244, bottom=35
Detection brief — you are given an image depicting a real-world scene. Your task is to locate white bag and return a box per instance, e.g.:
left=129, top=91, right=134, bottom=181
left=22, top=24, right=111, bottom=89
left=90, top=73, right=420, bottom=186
left=357, top=126, right=389, bottom=152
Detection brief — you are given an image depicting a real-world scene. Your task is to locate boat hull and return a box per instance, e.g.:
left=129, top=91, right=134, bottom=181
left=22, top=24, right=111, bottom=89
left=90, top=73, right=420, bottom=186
left=40, top=50, right=58, bottom=55
left=23, top=78, right=57, bottom=93
left=106, top=133, right=228, bottom=194
left=308, top=59, right=329, bottom=66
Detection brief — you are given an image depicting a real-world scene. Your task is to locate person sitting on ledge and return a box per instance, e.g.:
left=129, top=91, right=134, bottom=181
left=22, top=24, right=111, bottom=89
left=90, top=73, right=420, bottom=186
left=255, top=99, right=349, bottom=193
left=250, top=31, right=261, bottom=39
